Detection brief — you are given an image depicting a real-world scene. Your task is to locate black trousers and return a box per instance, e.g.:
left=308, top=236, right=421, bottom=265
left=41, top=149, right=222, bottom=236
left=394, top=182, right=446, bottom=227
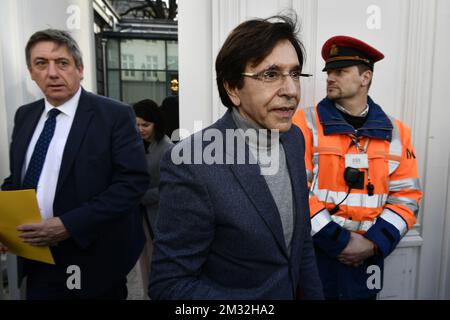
left=24, top=259, right=128, bottom=300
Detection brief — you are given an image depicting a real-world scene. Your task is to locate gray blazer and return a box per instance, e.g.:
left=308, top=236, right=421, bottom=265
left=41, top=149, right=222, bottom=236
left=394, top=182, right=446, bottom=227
left=141, top=135, right=173, bottom=230
left=149, top=109, right=323, bottom=300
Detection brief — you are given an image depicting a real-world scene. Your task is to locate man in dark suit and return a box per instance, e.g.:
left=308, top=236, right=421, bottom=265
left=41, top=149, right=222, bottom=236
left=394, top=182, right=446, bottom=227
left=149, top=15, right=323, bottom=299
left=0, top=29, right=149, bottom=299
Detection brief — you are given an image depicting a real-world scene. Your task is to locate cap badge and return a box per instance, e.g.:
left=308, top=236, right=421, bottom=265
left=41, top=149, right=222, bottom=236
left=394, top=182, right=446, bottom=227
left=330, top=44, right=339, bottom=57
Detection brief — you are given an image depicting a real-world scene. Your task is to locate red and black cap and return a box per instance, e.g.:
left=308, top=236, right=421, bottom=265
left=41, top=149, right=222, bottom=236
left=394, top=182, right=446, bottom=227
left=321, top=35, right=384, bottom=71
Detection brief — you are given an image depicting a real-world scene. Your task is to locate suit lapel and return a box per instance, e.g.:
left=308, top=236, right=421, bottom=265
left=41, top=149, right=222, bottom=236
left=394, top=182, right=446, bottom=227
left=280, top=128, right=306, bottom=249
left=55, top=89, right=93, bottom=194
left=229, top=162, right=288, bottom=257
left=12, top=101, right=44, bottom=187
left=218, top=111, right=288, bottom=257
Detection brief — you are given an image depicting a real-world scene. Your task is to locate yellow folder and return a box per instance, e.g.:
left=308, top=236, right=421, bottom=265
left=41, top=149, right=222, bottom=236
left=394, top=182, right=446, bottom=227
left=0, top=190, right=55, bottom=264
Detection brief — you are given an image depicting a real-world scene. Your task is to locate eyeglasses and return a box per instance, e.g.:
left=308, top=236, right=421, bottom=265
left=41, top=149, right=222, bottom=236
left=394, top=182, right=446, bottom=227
left=241, top=69, right=313, bottom=83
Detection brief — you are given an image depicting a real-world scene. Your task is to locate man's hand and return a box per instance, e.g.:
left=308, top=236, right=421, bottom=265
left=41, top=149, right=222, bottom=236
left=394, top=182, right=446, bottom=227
left=337, top=232, right=375, bottom=267
left=0, top=241, right=8, bottom=254
left=17, top=217, right=69, bottom=246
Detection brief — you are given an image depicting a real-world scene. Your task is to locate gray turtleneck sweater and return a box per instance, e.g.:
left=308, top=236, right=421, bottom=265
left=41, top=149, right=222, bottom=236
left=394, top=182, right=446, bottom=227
left=231, top=107, right=294, bottom=255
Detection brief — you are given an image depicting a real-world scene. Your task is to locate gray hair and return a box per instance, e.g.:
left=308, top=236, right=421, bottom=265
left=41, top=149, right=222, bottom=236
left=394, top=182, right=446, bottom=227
left=25, top=29, right=83, bottom=68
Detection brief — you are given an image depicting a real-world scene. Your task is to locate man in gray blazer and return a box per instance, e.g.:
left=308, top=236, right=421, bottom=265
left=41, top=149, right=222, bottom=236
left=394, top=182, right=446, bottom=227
left=149, top=15, right=323, bottom=299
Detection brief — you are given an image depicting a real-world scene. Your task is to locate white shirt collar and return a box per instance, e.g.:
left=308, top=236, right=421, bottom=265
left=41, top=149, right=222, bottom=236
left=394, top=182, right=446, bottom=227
left=335, top=102, right=369, bottom=117
left=44, top=86, right=82, bottom=118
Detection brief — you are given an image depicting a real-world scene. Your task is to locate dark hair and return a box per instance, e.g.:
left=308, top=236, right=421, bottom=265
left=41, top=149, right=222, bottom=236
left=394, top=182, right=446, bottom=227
left=25, top=29, right=83, bottom=68
left=215, top=14, right=305, bottom=109
left=133, top=99, right=166, bottom=142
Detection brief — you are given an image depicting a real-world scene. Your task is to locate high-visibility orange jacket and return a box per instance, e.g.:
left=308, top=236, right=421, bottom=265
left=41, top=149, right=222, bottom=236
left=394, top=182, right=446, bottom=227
left=292, top=96, right=422, bottom=299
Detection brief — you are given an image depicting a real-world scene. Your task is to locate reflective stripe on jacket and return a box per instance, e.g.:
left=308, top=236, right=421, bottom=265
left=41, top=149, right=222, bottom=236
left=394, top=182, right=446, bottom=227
left=292, top=97, right=422, bottom=258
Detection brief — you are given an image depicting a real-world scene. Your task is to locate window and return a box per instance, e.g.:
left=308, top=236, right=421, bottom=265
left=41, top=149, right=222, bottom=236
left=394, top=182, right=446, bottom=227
left=122, top=54, right=135, bottom=77
left=146, top=55, right=158, bottom=79
left=167, top=40, right=178, bottom=70
left=106, top=38, right=177, bottom=105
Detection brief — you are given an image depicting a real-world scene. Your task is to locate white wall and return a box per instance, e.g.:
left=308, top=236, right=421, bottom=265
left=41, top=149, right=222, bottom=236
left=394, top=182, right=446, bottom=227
left=419, top=0, right=450, bottom=300
left=0, top=41, right=9, bottom=182
left=177, top=0, right=213, bottom=136
left=178, top=0, right=450, bottom=299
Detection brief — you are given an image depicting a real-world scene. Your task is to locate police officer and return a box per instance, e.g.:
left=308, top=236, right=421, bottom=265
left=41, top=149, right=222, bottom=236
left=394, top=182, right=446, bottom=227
left=293, top=35, right=422, bottom=299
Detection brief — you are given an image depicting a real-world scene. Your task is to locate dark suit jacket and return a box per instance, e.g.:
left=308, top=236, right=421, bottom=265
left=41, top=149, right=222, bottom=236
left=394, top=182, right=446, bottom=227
left=1, top=88, right=149, bottom=298
left=149, top=109, right=323, bottom=299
